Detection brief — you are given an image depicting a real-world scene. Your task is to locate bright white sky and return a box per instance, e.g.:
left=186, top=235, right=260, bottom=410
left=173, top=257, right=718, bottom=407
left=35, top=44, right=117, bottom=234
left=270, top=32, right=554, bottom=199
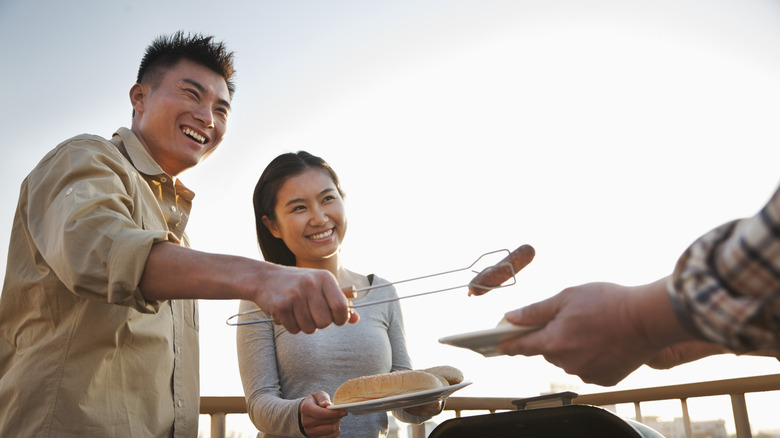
left=2, top=0, right=780, bottom=435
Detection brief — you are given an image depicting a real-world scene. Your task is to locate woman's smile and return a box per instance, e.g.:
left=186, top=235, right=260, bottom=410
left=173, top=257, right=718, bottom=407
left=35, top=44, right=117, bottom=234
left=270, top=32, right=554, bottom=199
left=307, top=228, right=334, bottom=241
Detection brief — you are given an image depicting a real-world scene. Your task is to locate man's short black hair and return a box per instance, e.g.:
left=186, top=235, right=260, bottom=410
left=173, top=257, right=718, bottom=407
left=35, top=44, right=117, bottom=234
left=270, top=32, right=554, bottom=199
left=136, top=31, right=236, bottom=98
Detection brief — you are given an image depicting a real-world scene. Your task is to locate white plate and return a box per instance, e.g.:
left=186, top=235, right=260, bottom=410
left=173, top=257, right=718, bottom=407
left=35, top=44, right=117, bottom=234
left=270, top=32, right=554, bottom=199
left=438, top=324, right=541, bottom=357
left=327, top=381, right=472, bottom=415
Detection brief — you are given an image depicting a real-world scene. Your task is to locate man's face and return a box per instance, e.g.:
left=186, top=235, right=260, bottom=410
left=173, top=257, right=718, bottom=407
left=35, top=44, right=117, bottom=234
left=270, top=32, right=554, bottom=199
left=130, top=58, right=231, bottom=176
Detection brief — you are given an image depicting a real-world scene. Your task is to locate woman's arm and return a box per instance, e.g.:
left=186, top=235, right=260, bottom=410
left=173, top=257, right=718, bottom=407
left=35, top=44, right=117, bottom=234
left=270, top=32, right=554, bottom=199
left=236, top=301, right=305, bottom=436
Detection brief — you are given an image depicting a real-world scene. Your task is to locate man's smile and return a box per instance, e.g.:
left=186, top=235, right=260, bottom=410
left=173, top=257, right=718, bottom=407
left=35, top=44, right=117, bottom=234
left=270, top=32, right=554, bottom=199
left=182, top=126, right=207, bottom=144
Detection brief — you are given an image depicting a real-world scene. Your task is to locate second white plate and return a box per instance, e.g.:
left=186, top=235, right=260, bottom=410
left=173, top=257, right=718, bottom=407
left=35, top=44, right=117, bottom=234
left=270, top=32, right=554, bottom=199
left=438, top=324, right=541, bottom=357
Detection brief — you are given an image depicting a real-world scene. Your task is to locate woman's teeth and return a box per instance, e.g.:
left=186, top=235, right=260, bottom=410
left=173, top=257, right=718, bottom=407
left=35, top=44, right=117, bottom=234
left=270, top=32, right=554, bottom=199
left=182, top=127, right=206, bottom=144
left=308, top=229, right=333, bottom=240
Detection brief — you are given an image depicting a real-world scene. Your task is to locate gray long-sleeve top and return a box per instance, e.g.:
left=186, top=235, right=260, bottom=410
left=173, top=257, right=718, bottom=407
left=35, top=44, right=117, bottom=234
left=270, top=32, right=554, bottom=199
left=237, top=275, right=427, bottom=437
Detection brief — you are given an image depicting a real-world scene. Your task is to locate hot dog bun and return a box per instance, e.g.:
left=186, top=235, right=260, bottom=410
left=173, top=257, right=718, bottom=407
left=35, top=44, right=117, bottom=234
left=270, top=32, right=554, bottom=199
left=430, top=373, right=449, bottom=386
left=422, top=365, right=464, bottom=385
left=469, top=244, right=535, bottom=296
left=333, top=370, right=443, bottom=405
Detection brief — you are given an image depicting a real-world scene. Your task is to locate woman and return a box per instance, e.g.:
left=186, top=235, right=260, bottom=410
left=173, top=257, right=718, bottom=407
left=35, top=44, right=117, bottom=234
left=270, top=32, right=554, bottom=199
left=237, top=151, right=440, bottom=438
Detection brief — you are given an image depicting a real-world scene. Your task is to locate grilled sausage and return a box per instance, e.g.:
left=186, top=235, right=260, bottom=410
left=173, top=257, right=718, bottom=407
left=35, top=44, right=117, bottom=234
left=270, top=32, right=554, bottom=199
left=468, top=244, right=535, bottom=296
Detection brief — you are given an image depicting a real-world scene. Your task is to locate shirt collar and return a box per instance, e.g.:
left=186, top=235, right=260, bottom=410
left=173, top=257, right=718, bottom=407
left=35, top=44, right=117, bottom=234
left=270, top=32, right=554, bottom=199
left=112, top=127, right=167, bottom=178
left=112, top=127, right=195, bottom=201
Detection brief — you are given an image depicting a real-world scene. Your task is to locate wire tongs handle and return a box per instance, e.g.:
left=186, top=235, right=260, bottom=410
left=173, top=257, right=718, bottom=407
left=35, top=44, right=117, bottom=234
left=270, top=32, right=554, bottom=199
left=225, top=286, right=356, bottom=327
left=226, top=248, right=520, bottom=326
left=350, top=249, right=517, bottom=308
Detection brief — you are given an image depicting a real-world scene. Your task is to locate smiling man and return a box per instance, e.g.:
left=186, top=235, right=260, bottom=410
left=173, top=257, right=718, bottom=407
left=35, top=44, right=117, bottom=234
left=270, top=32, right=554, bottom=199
left=0, top=32, right=357, bottom=438
left=130, top=56, right=231, bottom=175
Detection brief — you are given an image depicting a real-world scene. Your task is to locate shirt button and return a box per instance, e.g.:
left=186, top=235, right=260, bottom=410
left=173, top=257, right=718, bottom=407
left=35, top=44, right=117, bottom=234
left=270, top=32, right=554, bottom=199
left=178, top=400, right=183, bottom=407
left=160, top=177, right=168, bottom=183
left=170, top=205, right=177, bottom=212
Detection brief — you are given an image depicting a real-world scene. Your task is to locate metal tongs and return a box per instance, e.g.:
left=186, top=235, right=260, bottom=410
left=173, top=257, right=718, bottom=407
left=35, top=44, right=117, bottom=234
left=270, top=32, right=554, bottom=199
left=226, top=248, right=518, bottom=326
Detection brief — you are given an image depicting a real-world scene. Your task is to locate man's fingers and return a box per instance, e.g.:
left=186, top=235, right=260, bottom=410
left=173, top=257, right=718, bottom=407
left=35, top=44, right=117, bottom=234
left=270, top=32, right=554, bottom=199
left=275, top=309, right=301, bottom=334
left=304, top=291, right=335, bottom=330
left=268, top=269, right=358, bottom=333
left=291, top=298, right=318, bottom=334
left=320, top=279, right=351, bottom=326
left=341, top=285, right=361, bottom=324
left=503, top=294, right=562, bottom=327
left=341, top=286, right=356, bottom=299
left=498, top=325, right=550, bottom=357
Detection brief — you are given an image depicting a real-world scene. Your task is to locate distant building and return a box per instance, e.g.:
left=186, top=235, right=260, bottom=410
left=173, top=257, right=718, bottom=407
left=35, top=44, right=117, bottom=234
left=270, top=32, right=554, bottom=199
left=641, top=415, right=727, bottom=438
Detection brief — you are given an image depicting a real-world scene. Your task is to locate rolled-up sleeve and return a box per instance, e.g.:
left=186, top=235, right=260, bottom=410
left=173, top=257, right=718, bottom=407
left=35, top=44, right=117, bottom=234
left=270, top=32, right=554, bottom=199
left=669, top=185, right=780, bottom=352
left=25, top=137, right=168, bottom=313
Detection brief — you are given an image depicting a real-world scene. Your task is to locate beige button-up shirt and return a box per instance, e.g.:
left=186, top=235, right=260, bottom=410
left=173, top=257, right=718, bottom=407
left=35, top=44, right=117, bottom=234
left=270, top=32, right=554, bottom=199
left=0, top=128, right=200, bottom=437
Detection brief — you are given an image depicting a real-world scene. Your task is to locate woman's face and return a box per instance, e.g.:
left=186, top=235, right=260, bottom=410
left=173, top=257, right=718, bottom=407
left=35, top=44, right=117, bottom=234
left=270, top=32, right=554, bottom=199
left=263, top=168, right=347, bottom=266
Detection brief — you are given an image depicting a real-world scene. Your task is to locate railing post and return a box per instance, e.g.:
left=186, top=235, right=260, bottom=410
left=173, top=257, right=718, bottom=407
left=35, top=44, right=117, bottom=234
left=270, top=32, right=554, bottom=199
left=730, top=393, right=752, bottom=438
left=633, top=401, right=642, bottom=423
left=411, top=423, right=426, bottom=438
left=210, top=412, right=226, bottom=438
left=680, top=398, right=692, bottom=438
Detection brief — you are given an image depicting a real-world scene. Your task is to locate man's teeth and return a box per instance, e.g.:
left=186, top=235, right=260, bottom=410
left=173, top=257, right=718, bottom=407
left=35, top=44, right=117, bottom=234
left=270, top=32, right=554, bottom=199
left=182, top=127, right=206, bottom=144
left=309, top=229, right=333, bottom=240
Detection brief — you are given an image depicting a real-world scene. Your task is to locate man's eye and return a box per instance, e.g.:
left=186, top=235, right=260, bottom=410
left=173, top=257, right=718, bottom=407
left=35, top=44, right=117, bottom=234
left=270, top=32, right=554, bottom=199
left=186, top=89, right=200, bottom=100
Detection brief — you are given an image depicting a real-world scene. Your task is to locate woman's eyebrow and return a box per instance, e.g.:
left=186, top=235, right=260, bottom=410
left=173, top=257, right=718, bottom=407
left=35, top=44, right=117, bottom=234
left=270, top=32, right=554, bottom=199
left=283, top=198, right=305, bottom=207
left=282, top=188, right=336, bottom=207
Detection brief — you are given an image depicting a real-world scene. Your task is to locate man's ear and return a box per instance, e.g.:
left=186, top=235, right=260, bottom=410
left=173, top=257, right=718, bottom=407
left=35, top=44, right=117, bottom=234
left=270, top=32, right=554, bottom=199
left=262, top=215, right=282, bottom=238
left=129, top=83, right=145, bottom=115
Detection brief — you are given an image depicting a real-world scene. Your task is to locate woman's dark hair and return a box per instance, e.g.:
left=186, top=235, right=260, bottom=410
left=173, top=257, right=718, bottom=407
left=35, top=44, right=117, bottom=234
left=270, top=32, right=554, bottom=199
left=253, top=151, right=345, bottom=266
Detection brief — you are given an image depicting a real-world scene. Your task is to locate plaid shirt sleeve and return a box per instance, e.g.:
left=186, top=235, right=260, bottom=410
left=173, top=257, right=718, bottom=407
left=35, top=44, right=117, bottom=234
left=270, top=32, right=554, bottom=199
left=668, top=184, right=780, bottom=352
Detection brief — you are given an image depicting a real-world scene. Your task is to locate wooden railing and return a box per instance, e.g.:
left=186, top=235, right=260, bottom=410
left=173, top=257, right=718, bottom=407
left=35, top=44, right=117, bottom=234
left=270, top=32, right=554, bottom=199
left=200, top=373, right=780, bottom=438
